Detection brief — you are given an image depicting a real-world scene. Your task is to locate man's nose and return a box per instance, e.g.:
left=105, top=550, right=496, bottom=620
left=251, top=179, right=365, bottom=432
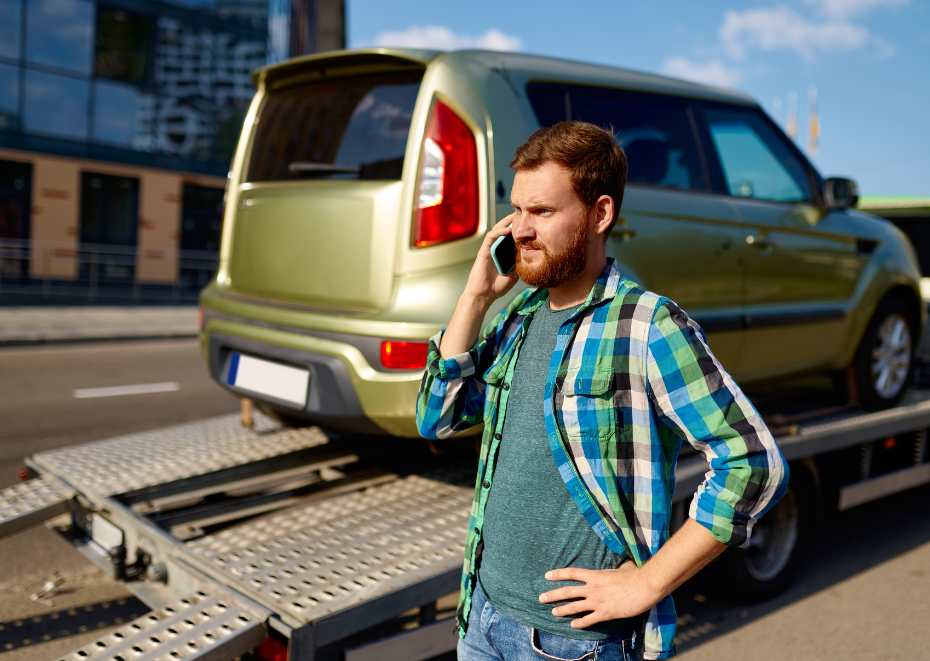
left=511, top=213, right=534, bottom=241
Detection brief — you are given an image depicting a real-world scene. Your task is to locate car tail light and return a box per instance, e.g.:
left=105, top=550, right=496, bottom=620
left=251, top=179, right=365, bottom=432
left=256, top=637, right=288, bottom=661
left=381, top=340, right=429, bottom=370
left=412, top=101, right=478, bottom=247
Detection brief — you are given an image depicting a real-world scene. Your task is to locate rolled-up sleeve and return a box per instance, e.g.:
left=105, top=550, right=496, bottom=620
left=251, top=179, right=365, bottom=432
left=645, top=301, right=789, bottom=547
left=416, top=308, right=509, bottom=440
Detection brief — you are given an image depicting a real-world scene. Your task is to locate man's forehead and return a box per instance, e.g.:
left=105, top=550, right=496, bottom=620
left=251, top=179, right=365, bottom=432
left=511, top=162, right=575, bottom=205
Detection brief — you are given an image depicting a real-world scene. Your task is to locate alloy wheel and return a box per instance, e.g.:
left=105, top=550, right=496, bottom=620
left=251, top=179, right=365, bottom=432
left=871, top=312, right=912, bottom=400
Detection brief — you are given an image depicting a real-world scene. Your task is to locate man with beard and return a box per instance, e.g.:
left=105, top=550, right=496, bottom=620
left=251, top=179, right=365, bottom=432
left=416, top=122, right=788, bottom=661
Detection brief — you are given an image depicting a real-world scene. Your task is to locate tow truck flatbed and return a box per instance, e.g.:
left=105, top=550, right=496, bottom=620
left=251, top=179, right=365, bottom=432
left=2, top=389, right=929, bottom=661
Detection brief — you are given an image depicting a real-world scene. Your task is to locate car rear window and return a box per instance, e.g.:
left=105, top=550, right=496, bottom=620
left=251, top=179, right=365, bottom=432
left=247, top=71, right=423, bottom=182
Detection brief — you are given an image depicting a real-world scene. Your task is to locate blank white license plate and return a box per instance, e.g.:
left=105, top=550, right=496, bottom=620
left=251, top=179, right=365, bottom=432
left=227, top=353, right=309, bottom=407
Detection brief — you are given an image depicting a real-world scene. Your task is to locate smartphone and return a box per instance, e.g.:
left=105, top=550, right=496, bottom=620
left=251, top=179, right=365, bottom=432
left=490, top=231, right=516, bottom=275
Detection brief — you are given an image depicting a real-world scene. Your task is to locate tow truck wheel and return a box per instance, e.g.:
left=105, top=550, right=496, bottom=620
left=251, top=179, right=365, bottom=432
left=855, top=297, right=917, bottom=410
left=718, top=463, right=813, bottom=601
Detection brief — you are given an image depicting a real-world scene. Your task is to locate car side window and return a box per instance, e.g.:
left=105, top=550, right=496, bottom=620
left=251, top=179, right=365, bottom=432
left=576, top=91, right=709, bottom=191
left=702, top=106, right=813, bottom=203
left=526, top=85, right=570, bottom=127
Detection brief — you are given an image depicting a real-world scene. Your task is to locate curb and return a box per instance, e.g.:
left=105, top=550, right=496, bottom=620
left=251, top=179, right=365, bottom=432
left=0, top=333, right=199, bottom=347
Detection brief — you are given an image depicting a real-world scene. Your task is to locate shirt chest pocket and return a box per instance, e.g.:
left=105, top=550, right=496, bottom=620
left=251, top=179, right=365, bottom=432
left=482, top=352, right=510, bottom=416
left=558, top=366, right=616, bottom=443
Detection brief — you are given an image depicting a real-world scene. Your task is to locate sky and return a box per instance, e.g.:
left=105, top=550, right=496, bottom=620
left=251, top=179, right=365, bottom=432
left=347, top=0, right=930, bottom=196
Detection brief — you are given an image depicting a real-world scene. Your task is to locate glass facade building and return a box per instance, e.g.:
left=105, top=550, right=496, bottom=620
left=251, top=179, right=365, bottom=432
left=0, top=0, right=270, bottom=175
left=0, top=0, right=344, bottom=302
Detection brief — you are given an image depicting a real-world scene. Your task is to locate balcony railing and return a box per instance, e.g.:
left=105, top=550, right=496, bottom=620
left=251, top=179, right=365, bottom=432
left=0, top=238, right=219, bottom=303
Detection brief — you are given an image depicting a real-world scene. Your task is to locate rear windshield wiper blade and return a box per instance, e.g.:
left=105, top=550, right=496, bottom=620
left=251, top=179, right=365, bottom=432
left=288, top=162, right=360, bottom=174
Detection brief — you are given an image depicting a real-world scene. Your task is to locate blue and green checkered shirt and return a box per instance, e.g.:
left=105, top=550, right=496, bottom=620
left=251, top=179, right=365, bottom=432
left=416, top=258, right=789, bottom=660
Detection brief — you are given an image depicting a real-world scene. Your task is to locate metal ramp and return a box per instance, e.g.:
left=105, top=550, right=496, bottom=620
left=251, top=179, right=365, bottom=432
left=0, top=474, right=75, bottom=538
left=9, top=412, right=471, bottom=659
left=30, top=412, right=327, bottom=497
left=184, top=471, right=470, bottom=657
left=0, top=411, right=329, bottom=541
left=57, top=585, right=269, bottom=661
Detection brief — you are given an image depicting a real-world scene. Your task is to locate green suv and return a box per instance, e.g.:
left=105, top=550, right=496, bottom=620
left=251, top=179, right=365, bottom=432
left=199, top=48, right=925, bottom=436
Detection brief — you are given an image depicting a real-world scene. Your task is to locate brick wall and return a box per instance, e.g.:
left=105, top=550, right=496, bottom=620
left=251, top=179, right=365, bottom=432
left=19, top=153, right=80, bottom=279
left=0, top=147, right=225, bottom=285
left=137, top=172, right=182, bottom=284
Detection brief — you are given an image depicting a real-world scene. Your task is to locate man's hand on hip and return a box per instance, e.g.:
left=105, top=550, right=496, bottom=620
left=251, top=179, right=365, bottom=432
left=540, top=519, right=727, bottom=628
left=539, top=562, right=660, bottom=627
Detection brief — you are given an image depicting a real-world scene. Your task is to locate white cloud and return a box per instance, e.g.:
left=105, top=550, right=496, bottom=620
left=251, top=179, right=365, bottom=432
left=371, top=25, right=522, bottom=52
left=660, top=57, right=745, bottom=87
left=720, top=6, right=870, bottom=60
left=806, top=0, right=909, bottom=18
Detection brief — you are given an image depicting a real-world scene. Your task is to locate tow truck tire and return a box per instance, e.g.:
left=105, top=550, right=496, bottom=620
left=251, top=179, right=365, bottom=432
left=718, top=463, right=814, bottom=601
left=855, top=296, right=918, bottom=410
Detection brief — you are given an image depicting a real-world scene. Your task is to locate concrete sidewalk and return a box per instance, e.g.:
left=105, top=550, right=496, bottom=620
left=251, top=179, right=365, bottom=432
left=0, top=307, right=198, bottom=345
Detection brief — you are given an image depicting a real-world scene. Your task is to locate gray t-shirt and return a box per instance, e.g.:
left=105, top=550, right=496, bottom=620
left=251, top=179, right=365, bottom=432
left=478, top=300, right=630, bottom=640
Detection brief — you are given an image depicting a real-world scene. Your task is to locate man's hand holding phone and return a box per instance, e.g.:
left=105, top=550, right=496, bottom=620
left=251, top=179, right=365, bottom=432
left=463, top=215, right=519, bottom=304
left=440, top=216, right=520, bottom=358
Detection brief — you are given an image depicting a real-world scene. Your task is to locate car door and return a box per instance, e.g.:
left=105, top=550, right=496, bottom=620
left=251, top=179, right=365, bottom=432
left=698, top=104, right=865, bottom=379
left=570, top=87, right=748, bottom=370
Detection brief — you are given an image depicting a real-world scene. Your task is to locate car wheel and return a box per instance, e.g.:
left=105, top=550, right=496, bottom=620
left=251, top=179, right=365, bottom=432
left=717, top=464, right=812, bottom=601
left=855, top=297, right=917, bottom=410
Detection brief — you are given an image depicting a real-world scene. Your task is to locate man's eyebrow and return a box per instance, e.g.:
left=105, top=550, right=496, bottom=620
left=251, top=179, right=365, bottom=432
left=509, top=198, right=550, bottom=208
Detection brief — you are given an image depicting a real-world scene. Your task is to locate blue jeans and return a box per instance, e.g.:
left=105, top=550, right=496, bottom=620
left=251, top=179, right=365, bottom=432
left=458, top=582, right=638, bottom=661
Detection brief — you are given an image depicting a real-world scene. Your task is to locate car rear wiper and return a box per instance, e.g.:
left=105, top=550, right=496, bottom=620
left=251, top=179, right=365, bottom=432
left=288, top=162, right=361, bottom=174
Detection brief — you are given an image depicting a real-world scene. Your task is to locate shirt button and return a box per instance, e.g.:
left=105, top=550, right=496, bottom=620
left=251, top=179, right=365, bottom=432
left=482, top=481, right=490, bottom=489
left=494, top=433, right=501, bottom=440
left=502, top=383, right=510, bottom=390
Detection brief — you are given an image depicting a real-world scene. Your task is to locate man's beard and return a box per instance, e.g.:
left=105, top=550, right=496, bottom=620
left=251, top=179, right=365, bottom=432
left=515, top=216, right=589, bottom=289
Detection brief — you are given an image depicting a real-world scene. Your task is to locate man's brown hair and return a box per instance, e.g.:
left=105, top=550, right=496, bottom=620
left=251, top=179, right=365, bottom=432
left=510, top=121, right=627, bottom=228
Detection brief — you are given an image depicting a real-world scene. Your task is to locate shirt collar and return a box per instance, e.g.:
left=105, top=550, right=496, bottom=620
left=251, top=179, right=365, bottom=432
left=516, top=257, right=624, bottom=317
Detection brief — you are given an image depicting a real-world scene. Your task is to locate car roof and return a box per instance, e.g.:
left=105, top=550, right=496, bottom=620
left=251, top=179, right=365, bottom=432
left=255, top=48, right=758, bottom=107
left=439, top=50, right=758, bottom=106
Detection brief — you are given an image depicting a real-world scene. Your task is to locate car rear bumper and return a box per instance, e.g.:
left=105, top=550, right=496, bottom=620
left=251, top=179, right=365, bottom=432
left=201, top=316, right=425, bottom=437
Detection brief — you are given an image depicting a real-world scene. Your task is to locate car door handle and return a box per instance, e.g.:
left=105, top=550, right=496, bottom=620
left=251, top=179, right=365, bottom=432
left=746, top=235, right=776, bottom=250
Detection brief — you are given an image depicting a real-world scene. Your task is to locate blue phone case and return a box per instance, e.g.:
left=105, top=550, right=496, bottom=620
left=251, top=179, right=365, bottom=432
left=491, top=232, right=516, bottom=275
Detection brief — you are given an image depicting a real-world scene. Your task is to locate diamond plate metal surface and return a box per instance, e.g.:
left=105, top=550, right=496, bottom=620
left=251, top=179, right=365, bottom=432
left=0, top=475, right=75, bottom=539
left=57, top=586, right=268, bottom=661
left=186, top=473, right=472, bottom=623
left=33, top=412, right=330, bottom=497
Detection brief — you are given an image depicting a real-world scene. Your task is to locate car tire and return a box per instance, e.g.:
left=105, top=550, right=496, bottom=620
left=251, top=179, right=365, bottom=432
left=855, top=297, right=918, bottom=410
left=716, top=463, right=813, bottom=601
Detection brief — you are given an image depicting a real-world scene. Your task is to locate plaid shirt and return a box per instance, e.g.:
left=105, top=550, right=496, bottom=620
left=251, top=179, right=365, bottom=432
left=416, top=259, right=788, bottom=660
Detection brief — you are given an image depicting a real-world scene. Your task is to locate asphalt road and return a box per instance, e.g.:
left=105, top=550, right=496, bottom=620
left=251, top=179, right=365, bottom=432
left=0, top=339, right=240, bottom=489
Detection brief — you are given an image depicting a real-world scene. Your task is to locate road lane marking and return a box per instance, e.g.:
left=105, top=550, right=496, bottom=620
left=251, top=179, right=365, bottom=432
left=72, top=382, right=181, bottom=399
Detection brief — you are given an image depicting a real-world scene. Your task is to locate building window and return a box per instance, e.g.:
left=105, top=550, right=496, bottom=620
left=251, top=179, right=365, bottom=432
left=80, top=172, right=139, bottom=282
left=0, top=159, right=32, bottom=282
left=23, top=69, right=89, bottom=140
left=0, top=0, right=23, bottom=61
left=93, top=80, right=154, bottom=150
left=179, top=182, right=222, bottom=290
left=26, top=0, right=94, bottom=75
left=0, top=63, right=20, bottom=131
left=95, top=7, right=154, bottom=85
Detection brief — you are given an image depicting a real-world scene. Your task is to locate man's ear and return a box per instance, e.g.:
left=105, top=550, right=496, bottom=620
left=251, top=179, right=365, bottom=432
left=591, top=194, right=614, bottom=238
